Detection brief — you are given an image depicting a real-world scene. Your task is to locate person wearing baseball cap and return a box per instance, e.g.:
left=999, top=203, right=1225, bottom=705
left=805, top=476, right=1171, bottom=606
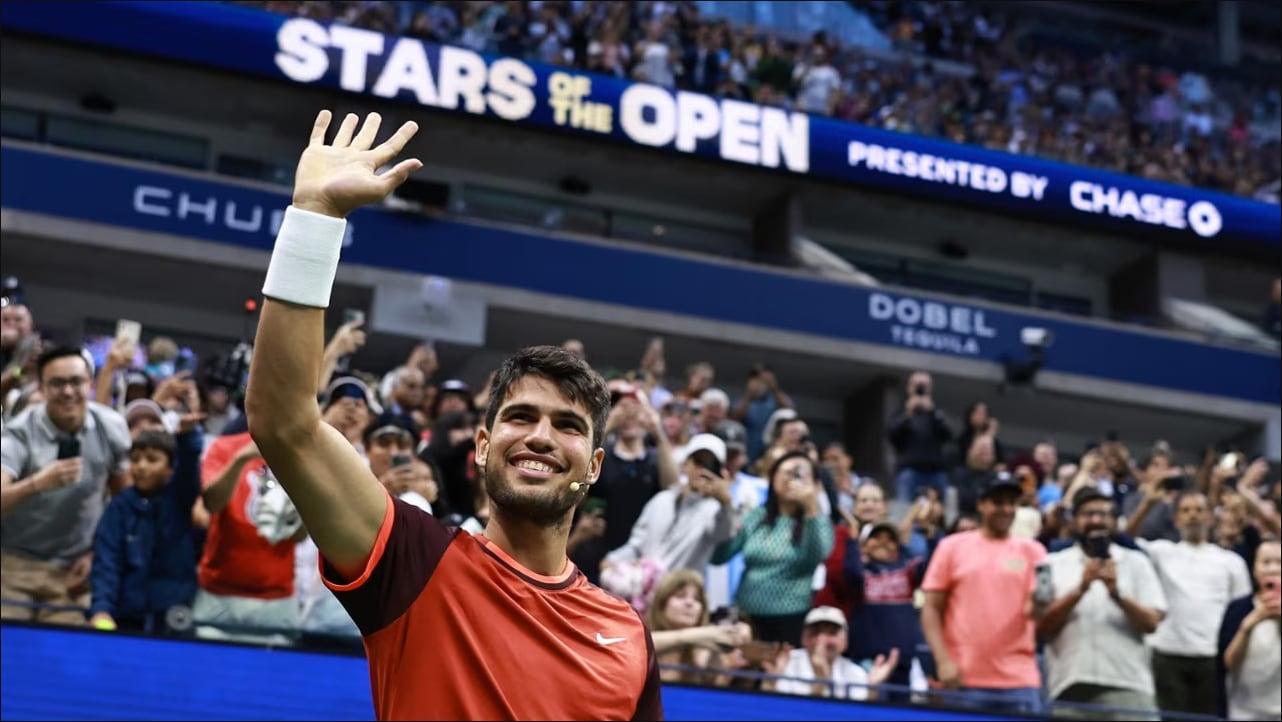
left=762, top=605, right=899, bottom=701
left=320, top=376, right=378, bottom=447
left=601, top=433, right=738, bottom=585
left=919, top=468, right=1049, bottom=716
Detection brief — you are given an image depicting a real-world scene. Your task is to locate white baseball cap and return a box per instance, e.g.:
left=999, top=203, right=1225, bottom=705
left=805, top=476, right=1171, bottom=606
left=684, top=433, right=727, bottom=465
left=804, top=605, right=848, bottom=630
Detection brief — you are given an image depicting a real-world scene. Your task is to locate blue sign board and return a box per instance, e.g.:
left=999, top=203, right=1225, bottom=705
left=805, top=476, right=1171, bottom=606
left=0, top=623, right=1025, bottom=721
left=3, top=0, right=1278, bottom=248
left=1, top=144, right=1277, bottom=405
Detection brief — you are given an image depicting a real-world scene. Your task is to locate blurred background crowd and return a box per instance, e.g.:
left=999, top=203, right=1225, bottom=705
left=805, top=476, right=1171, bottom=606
left=2, top=275, right=1278, bottom=719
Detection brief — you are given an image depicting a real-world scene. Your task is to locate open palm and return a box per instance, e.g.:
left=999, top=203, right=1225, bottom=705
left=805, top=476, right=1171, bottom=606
left=292, top=110, right=423, bottom=218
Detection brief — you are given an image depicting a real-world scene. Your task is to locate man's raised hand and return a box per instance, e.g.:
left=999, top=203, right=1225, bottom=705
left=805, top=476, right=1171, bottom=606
left=292, top=110, right=423, bottom=219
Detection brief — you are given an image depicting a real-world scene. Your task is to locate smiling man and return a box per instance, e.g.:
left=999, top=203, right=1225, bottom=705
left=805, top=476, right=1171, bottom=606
left=244, top=110, right=661, bottom=721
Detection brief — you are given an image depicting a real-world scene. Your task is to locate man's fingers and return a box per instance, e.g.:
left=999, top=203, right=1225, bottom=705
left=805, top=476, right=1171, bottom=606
left=332, top=112, right=360, bottom=147
left=309, top=109, right=332, bottom=146
left=380, top=158, right=424, bottom=192
left=351, top=112, right=383, bottom=151
left=371, top=120, right=421, bottom=165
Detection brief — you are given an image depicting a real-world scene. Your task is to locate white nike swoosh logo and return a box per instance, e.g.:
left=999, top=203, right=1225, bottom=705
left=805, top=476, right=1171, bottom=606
left=596, top=632, right=627, bottom=646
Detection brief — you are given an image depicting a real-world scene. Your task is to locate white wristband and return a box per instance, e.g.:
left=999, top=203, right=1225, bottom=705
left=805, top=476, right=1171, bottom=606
left=261, top=205, right=347, bottom=308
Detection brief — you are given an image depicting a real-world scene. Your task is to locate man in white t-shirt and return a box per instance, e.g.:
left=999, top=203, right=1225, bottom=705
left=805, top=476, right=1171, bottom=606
left=1139, top=492, right=1251, bottom=718
left=763, top=605, right=898, bottom=701
left=1039, top=487, right=1167, bottom=720
left=792, top=45, right=841, bottom=115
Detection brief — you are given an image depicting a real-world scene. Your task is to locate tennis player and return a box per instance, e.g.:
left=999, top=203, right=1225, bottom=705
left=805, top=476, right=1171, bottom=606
left=245, top=110, right=662, bottom=720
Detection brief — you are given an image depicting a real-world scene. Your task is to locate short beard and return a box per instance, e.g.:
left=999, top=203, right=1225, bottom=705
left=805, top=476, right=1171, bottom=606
left=484, top=455, right=583, bottom=527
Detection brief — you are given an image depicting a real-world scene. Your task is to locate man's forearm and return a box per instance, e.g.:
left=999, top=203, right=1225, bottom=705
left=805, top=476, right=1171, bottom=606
left=0, top=475, right=44, bottom=517
left=1114, top=595, right=1162, bottom=635
left=202, top=457, right=250, bottom=514
left=1037, top=589, right=1084, bottom=639
left=919, top=603, right=951, bottom=667
left=1126, top=497, right=1156, bottom=536
left=653, top=432, right=679, bottom=490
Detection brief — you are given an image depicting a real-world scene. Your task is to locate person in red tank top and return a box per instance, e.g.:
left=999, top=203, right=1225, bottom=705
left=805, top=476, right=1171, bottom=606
left=243, top=110, right=662, bottom=721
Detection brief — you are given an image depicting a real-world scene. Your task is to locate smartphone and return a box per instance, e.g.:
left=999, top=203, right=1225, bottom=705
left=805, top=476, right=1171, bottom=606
left=582, top=497, right=607, bottom=517
left=173, top=348, right=197, bottom=375
left=1219, top=453, right=1242, bottom=472
left=57, top=438, right=81, bottom=460
left=343, top=308, right=365, bottom=326
left=115, top=319, right=142, bottom=349
left=1034, top=562, right=1054, bottom=604
left=390, top=453, right=412, bottom=469
left=1086, top=533, right=1111, bottom=559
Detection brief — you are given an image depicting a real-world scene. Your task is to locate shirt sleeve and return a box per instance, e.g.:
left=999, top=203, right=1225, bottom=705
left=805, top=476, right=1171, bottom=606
left=102, top=408, right=132, bottom=476
left=1130, top=550, right=1168, bottom=614
left=199, top=436, right=234, bottom=490
left=0, top=424, right=31, bottom=479
left=320, top=494, right=461, bottom=636
left=1226, top=551, right=1252, bottom=599
left=920, top=535, right=956, bottom=593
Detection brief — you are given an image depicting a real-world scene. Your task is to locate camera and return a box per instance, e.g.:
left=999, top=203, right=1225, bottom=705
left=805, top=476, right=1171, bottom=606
left=912, top=383, right=929, bottom=397
left=1021, top=327, right=1054, bottom=349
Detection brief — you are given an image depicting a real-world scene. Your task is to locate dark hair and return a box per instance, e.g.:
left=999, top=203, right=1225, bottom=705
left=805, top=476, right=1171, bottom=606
left=484, top=345, right=611, bottom=450
left=759, top=450, right=819, bottom=545
left=36, top=345, right=92, bottom=382
left=131, top=429, right=176, bottom=465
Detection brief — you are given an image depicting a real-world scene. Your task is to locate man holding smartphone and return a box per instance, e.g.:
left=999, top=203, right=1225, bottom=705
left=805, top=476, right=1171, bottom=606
left=1, top=346, right=131, bottom=624
left=1039, top=488, right=1168, bottom=719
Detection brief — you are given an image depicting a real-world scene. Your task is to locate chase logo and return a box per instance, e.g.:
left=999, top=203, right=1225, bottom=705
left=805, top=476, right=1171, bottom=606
left=1069, top=182, right=1223, bottom=238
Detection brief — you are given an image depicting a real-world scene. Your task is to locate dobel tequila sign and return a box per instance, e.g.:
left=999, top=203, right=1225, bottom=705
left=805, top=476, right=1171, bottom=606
left=868, top=292, right=997, bottom=357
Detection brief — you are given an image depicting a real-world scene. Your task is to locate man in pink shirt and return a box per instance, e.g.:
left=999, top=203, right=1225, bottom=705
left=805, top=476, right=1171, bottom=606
left=920, top=474, right=1049, bottom=716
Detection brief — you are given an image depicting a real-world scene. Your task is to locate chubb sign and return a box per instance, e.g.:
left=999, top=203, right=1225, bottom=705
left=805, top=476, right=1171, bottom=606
left=868, top=292, right=996, bottom=356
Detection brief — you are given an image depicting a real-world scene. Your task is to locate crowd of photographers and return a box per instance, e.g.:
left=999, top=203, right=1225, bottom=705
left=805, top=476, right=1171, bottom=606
left=2, top=278, right=1278, bottom=719
left=230, top=0, right=1282, bottom=202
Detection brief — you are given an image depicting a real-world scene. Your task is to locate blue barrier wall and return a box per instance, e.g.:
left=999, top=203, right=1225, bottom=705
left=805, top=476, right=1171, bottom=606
left=2, top=144, right=1278, bottom=405
left=0, top=624, right=1025, bottom=721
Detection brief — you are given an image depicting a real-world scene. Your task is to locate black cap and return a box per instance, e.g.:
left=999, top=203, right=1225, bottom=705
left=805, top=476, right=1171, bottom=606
left=363, top=411, right=420, bottom=446
left=1071, top=485, right=1111, bottom=512
left=980, top=473, right=1023, bottom=500
left=859, top=521, right=900, bottom=542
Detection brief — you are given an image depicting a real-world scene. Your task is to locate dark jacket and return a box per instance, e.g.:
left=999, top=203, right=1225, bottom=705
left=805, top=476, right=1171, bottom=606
left=89, top=429, right=203, bottom=625
left=887, top=408, right=952, bottom=472
left=843, top=537, right=929, bottom=676
left=1216, top=594, right=1256, bottom=720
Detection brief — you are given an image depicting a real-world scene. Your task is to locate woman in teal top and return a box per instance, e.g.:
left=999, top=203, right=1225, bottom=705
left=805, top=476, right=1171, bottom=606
left=712, top=450, right=833, bottom=646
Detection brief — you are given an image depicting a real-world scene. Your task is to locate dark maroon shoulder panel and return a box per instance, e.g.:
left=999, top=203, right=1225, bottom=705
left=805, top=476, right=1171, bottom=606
left=632, top=610, right=665, bottom=721
left=325, top=498, right=460, bottom=636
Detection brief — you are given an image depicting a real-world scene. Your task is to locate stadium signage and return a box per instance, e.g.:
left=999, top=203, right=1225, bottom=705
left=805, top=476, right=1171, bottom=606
left=4, top=1, right=1278, bottom=248
left=276, top=19, right=810, bottom=173
left=132, top=184, right=355, bottom=247
left=2, top=144, right=1278, bottom=405
left=868, top=292, right=996, bottom=356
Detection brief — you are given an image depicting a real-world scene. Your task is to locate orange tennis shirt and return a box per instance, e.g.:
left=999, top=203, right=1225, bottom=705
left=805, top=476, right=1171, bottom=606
left=321, top=494, right=663, bottom=720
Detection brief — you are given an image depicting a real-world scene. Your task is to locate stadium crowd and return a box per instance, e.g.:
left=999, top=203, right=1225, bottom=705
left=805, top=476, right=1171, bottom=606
left=230, top=0, right=1282, bottom=202
left=2, top=274, right=1279, bottom=720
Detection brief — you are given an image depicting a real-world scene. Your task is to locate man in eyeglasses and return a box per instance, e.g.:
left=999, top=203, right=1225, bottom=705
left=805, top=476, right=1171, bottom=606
left=1, top=345, right=131, bottom=625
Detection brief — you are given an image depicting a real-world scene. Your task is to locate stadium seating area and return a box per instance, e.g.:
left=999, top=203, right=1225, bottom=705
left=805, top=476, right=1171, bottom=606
left=231, top=0, right=1282, bottom=201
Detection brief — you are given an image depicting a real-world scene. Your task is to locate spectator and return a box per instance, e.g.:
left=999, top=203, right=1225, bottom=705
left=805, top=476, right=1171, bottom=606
left=1, top=346, right=131, bottom=625
left=0, top=295, right=38, bottom=412
left=1123, top=450, right=1184, bottom=542
left=681, top=24, right=721, bottom=94
left=760, top=605, right=899, bottom=701
left=659, top=398, right=694, bottom=461
left=820, top=441, right=860, bottom=521
left=319, top=376, right=378, bottom=449
left=602, top=433, right=737, bottom=586
left=570, top=386, right=676, bottom=585
left=1217, top=538, right=1281, bottom=721
left=888, top=371, right=953, bottom=503
left=364, top=412, right=438, bottom=514
left=676, top=361, right=715, bottom=403
left=712, top=451, right=833, bottom=646
left=696, top=388, right=746, bottom=445
left=729, top=363, right=794, bottom=463
left=421, top=408, right=479, bottom=522
left=792, top=44, right=841, bottom=115
left=647, top=569, right=753, bottom=686
left=1140, top=492, right=1252, bottom=719
left=1039, top=487, right=1167, bottom=720
left=838, top=520, right=930, bottom=701
left=920, top=475, right=1048, bottom=717
left=88, top=425, right=204, bottom=633
left=194, top=429, right=302, bottom=643
left=954, top=401, right=1004, bottom=468
left=952, top=435, right=999, bottom=517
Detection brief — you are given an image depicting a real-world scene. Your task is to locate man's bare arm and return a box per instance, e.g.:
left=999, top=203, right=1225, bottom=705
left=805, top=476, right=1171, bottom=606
left=247, top=110, right=421, bottom=579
